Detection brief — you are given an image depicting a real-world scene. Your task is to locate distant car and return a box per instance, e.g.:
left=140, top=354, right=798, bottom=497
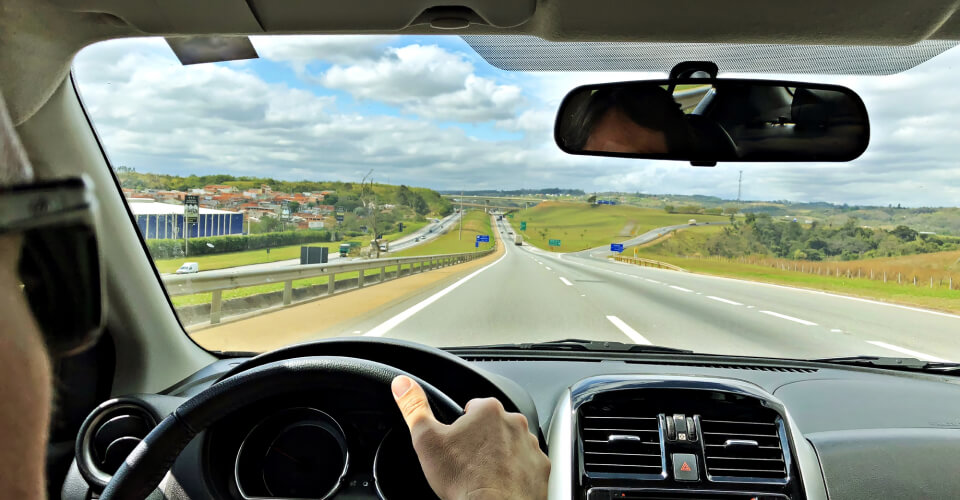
left=688, top=219, right=697, bottom=225
left=379, top=243, right=388, bottom=251
left=508, top=231, right=514, bottom=235
left=175, top=262, right=199, bottom=274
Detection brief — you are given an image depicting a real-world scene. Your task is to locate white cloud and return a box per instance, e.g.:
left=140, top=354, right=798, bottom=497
left=71, top=36, right=960, bottom=207
left=319, top=44, right=525, bottom=122
left=252, top=35, right=397, bottom=67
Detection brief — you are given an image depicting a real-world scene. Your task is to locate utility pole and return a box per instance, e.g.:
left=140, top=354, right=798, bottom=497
left=459, top=190, right=463, bottom=240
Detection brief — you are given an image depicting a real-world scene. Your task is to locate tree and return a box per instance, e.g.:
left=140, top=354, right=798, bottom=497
left=587, top=195, right=597, bottom=204
left=891, top=225, right=918, bottom=242
left=664, top=205, right=676, bottom=214
left=287, top=201, right=301, bottom=214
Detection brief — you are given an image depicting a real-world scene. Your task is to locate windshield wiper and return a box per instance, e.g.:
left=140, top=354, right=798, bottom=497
left=460, top=338, right=693, bottom=354
left=813, top=355, right=960, bottom=373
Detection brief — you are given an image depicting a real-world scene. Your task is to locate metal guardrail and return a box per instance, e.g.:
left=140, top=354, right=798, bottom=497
left=163, top=248, right=496, bottom=324
left=613, top=255, right=687, bottom=272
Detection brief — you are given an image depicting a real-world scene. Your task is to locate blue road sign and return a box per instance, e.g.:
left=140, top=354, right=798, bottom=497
left=610, top=243, right=624, bottom=252
left=476, top=235, right=490, bottom=242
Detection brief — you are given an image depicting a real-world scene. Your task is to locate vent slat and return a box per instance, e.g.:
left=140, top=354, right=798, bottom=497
left=700, top=412, right=787, bottom=481
left=579, top=404, right=663, bottom=476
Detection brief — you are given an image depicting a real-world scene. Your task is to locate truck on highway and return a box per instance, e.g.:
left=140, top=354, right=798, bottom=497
left=339, top=243, right=350, bottom=257
left=688, top=219, right=697, bottom=225
left=515, top=234, right=523, bottom=246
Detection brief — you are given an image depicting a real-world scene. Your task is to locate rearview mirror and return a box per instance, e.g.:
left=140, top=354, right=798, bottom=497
left=554, top=79, right=869, bottom=164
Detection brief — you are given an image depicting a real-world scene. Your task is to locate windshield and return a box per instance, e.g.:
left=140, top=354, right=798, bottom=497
left=73, top=36, right=960, bottom=362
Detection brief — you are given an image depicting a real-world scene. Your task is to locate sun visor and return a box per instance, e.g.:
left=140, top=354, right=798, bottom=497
left=463, top=36, right=958, bottom=75
left=246, top=0, right=536, bottom=31
left=165, top=36, right=259, bottom=65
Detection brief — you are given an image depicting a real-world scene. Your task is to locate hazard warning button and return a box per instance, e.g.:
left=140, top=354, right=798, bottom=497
left=672, top=453, right=699, bottom=481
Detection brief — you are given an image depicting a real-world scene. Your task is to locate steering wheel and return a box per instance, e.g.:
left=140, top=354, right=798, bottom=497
left=100, top=356, right=464, bottom=499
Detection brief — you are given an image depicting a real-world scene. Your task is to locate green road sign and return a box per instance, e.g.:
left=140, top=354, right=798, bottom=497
left=549, top=239, right=561, bottom=247
left=520, top=221, right=527, bottom=230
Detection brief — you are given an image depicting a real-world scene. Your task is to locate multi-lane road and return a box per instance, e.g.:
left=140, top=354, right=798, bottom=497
left=172, top=212, right=461, bottom=276
left=329, top=216, right=960, bottom=363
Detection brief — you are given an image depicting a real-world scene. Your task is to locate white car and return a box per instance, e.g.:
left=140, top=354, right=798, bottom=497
left=175, top=262, right=199, bottom=274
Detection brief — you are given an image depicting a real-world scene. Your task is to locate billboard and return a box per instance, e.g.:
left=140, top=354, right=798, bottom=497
left=184, top=195, right=199, bottom=223
left=280, top=200, right=291, bottom=220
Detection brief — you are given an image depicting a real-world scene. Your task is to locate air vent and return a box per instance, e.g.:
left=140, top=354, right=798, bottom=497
left=700, top=412, right=787, bottom=481
left=77, top=401, right=158, bottom=487
left=579, top=402, right=664, bottom=476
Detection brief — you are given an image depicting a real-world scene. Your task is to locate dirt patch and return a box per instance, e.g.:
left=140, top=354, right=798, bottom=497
left=618, top=220, right=636, bottom=237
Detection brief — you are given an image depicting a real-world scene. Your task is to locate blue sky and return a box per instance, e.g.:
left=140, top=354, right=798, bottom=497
left=73, top=35, right=960, bottom=206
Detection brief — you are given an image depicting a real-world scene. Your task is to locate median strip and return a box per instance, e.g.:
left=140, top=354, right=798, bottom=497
left=758, top=310, right=818, bottom=326
left=606, top=315, right=652, bottom=345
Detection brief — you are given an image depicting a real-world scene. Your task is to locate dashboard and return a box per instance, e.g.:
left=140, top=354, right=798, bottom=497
left=63, top=338, right=960, bottom=499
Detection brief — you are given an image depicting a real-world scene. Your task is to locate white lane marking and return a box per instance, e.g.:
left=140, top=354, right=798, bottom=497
left=670, top=285, right=693, bottom=292
left=746, top=305, right=756, bottom=309
left=696, top=292, right=703, bottom=295
left=581, top=294, right=586, bottom=297
left=706, top=296, right=743, bottom=306
left=867, top=341, right=950, bottom=362
left=645, top=278, right=662, bottom=284
left=545, top=266, right=552, bottom=270
left=538, top=261, right=543, bottom=265
left=559, top=277, right=573, bottom=286
left=606, top=315, right=652, bottom=345
left=830, top=328, right=843, bottom=333
left=364, top=251, right=507, bottom=337
left=758, top=310, right=818, bottom=326
left=353, top=330, right=362, bottom=334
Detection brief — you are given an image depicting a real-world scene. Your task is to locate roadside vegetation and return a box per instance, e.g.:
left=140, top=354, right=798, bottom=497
left=508, top=201, right=727, bottom=252
left=633, top=225, right=960, bottom=313
left=395, top=210, right=495, bottom=256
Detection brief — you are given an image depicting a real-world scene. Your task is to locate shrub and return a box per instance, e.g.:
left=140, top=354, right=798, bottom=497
left=145, top=230, right=331, bottom=259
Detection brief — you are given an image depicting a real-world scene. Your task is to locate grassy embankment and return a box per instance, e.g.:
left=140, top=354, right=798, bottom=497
left=507, top=201, right=727, bottom=252
left=168, top=214, right=487, bottom=307
left=633, top=226, right=960, bottom=313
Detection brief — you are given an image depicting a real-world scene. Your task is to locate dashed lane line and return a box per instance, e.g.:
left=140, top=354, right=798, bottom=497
left=606, top=315, right=652, bottom=345
left=758, top=310, right=818, bottom=326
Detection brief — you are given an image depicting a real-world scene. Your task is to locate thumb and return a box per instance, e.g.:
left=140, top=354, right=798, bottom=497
left=391, top=375, right=439, bottom=435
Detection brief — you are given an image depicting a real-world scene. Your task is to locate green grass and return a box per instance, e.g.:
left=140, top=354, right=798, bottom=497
left=508, top=202, right=727, bottom=252
left=634, top=227, right=960, bottom=313
left=395, top=211, right=495, bottom=256
left=634, top=255, right=960, bottom=314
left=154, top=221, right=429, bottom=274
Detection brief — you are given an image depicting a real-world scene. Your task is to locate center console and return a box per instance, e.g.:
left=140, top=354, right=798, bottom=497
left=547, top=375, right=826, bottom=500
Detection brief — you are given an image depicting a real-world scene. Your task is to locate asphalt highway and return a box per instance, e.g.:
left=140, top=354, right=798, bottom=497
left=330, top=217, right=960, bottom=363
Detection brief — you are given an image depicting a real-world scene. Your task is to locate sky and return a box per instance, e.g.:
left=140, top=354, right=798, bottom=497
left=73, top=35, right=960, bottom=207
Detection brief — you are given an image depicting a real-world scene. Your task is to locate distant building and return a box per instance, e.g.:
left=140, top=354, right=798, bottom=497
left=127, top=199, right=243, bottom=240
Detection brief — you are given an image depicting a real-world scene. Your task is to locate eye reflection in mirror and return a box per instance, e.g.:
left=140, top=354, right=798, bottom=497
left=555, top=79, right=870, bottom=163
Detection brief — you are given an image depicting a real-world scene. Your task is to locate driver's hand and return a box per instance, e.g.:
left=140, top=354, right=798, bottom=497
left=391, top=375, right=550, bottom=500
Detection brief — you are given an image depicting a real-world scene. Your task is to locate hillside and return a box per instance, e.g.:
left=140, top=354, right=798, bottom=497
left=115, top=168, right=453, bottom=216
left=508, top=201, right=728, bottom=252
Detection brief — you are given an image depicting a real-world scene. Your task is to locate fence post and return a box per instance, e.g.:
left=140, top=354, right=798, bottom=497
left=358, top=270, right=365, bottom=288
left=930, top=277, right=933, bottom=288
left=380, top=266, right=386, bottom=282
left=898, top=272, right=901, bottom=284
left=210, top=290, right=222, bottom=324
left=283, top=280, right=293, bottom=305
left=327, top=274, right=335, bottom=295
left=883, top=271, right=886, bottom=283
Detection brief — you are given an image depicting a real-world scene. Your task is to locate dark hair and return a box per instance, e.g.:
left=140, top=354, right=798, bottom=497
left=559, top=84, right=693, bottom=154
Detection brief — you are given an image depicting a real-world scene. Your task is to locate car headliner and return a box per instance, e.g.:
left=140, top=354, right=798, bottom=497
left=4, top=0, right=960, bottom=126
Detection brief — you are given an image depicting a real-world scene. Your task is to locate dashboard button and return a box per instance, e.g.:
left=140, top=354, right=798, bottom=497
left=672, top=453, right=699, bottom=481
